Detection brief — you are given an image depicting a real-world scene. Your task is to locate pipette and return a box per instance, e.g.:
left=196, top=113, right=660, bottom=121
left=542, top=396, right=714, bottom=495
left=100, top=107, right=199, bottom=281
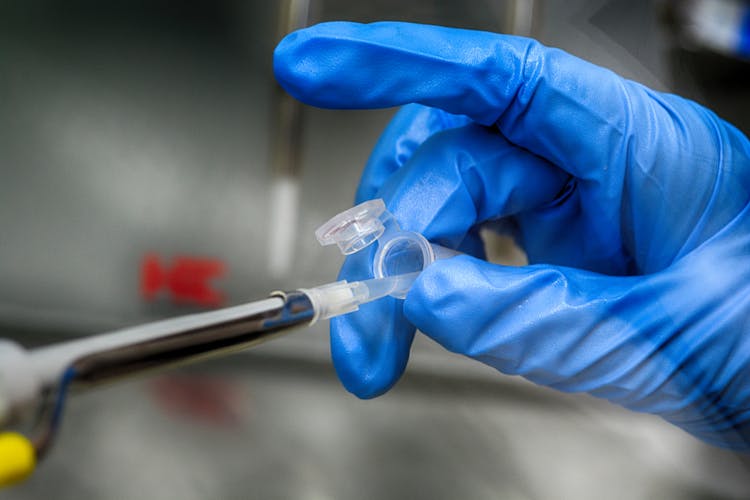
left=0, top=198, right=455, bottom=487
left=0, top=271, right=420, bottom=487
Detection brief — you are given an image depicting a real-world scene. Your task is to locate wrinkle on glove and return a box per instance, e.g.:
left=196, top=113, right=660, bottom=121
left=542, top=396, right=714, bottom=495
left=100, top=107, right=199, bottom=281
left=274, top=22, right=750, bottom=450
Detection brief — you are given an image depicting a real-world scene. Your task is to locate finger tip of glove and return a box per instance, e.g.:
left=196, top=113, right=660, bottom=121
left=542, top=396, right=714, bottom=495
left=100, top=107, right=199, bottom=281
left=273, top=22, right=362, bottom=108
left=330, top=318, right=399, bottom=400
left=272, top=31, right=309, bottom=100
left=330, top=300, right=414, bottom=399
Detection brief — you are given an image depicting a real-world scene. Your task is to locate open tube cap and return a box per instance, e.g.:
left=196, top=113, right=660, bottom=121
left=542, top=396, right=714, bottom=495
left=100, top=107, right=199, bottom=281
left=314, top=199, right=392, bottom=255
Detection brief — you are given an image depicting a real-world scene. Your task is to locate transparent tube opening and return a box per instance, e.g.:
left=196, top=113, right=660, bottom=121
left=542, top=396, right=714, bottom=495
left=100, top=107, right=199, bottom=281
left=374, top=233, right=432, bottom=277
left=374, top=233, right=435, bottom=298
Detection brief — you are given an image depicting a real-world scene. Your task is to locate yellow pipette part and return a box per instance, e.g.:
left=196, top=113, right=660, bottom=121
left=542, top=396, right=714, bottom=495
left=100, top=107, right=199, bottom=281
left=0, top=432, right=36, bottom=488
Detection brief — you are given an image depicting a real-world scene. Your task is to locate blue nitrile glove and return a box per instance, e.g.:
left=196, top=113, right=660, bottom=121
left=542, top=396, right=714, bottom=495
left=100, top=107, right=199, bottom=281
left=274, top=22, right=750, bottom=449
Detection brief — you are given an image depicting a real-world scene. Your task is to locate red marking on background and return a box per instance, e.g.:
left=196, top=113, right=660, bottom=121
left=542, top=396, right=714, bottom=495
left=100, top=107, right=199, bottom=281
left=149, top=375, right=244, bottom=428
left=141, top=253, right=226, bottom=307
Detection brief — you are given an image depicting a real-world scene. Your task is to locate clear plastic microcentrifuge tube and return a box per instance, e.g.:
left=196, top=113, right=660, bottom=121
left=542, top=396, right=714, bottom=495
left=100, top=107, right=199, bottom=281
left=313, top=199, right=459, bottom=299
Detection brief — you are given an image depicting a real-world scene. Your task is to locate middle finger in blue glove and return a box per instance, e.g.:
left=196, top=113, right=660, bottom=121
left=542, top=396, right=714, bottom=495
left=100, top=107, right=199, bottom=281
left=356, top=103, right=473, bottom=204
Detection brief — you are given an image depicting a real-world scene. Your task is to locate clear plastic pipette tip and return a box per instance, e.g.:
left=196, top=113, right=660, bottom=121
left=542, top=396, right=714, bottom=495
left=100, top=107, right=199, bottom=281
left=299, top=272, right=419, bottom=323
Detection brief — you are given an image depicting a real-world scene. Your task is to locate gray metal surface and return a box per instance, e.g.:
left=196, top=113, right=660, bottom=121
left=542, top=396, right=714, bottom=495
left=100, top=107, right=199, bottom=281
left=6, top=354, right=750, bottom=500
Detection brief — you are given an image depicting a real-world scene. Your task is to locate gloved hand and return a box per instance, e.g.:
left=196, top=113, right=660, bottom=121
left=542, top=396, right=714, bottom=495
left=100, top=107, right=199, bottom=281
left=274, top=22, right=750, bottom=450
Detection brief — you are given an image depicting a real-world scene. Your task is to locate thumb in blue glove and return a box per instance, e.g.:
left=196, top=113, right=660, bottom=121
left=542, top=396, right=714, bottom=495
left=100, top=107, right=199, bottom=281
left=274, top=21, right=750, bottom=450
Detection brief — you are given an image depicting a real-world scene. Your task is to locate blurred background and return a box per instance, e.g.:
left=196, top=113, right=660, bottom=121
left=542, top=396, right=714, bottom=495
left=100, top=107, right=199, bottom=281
left=1, top=0, right=750, bottom=498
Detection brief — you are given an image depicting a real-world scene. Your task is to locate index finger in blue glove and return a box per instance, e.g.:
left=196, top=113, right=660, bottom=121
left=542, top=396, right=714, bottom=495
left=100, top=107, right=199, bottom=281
left=330, top=248, right=413, bottom=399
left=273, top=21, right=658, bottom=179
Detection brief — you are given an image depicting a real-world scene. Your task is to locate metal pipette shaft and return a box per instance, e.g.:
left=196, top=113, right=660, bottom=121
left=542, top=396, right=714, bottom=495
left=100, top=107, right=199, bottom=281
left=29, top=292, right=314, bottom=391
